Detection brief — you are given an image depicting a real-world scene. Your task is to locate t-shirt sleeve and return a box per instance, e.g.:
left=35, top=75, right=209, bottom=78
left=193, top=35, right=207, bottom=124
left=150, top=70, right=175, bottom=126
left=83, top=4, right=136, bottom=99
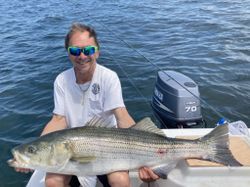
left=53, top=75, right=65, bottom=116
left=103, top=72, right=125, bottom=111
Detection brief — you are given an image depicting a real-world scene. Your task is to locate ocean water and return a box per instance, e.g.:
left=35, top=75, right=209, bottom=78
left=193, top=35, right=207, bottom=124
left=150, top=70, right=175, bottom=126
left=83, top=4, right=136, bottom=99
left=0, top=0, right=250, bottom=186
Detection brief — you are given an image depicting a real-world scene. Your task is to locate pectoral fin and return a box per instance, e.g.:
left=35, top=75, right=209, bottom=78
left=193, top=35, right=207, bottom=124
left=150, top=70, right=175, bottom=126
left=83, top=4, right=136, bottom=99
left=151, top=161, right=178, bottom=179
left=70, top=156, right=96, bottom=163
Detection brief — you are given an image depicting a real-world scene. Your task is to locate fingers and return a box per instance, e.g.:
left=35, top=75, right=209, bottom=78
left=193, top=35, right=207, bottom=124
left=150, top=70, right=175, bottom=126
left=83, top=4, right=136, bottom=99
left=10, top=159, right=33, bottom=174
left=145, top=167, right=160, bottom=180
left=15, top=167, right=33, bottom=173
left=138, top=167, right=160, bottom=182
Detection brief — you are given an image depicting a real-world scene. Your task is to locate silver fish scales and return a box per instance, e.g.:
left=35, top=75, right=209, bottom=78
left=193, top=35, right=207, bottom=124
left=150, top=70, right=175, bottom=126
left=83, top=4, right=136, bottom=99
left=8, top=117, right=241, bottom=178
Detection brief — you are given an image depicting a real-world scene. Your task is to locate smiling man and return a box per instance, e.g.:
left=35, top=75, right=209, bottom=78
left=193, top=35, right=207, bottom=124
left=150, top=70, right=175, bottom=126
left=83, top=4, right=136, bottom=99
left=15, top=23, right=159, bottom=187
left=43, top=23, right=136, bottom=187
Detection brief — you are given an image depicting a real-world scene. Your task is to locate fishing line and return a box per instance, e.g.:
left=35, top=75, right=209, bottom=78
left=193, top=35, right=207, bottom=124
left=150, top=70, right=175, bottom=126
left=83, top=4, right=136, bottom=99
left=94, top=20, right=228, bottom=123
left=65, top=0, right=228, bottom=123
left=102, top=48, right=151, bottom=108
left=101, top=47, right=167, bottom=126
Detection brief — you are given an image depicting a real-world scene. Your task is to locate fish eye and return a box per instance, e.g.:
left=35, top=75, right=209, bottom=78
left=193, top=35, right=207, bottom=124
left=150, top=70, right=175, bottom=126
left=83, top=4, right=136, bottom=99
left=27, top=146, right=37, bottom=154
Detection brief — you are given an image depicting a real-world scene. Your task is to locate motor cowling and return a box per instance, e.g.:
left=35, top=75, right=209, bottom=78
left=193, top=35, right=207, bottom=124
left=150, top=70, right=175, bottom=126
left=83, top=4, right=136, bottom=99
left=152, top=71, right=203, bottom=128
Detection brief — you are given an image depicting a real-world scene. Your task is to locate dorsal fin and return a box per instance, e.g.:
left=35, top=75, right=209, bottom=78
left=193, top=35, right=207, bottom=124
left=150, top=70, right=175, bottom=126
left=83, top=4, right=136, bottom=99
left=131, top=117, right=166, bottom=137
left=85, top=114, right=114, bottom=128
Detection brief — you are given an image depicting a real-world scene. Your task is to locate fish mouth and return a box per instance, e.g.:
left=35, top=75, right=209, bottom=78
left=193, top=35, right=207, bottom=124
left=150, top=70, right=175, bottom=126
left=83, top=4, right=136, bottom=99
left=8, top=149, right=30, bottom=168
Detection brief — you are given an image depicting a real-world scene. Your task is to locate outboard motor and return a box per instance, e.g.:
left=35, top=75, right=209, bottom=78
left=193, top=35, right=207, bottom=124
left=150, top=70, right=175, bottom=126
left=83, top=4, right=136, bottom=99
left=152, top=71, right=204, bottom=128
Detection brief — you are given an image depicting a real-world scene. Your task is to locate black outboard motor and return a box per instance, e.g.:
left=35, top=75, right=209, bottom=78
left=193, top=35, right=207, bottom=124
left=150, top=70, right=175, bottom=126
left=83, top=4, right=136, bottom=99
left=152, top=71, right=203, bottom=129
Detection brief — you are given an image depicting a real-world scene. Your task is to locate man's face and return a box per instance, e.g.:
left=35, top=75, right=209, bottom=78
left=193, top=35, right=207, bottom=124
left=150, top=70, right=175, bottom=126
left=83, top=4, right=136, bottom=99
left=68, top=31, right=99, bottom=75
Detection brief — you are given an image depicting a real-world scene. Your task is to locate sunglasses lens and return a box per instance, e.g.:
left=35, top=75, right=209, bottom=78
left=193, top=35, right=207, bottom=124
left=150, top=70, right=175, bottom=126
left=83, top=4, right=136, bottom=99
left=68, top=46, right=97, bottom=56
left=84, top=46, right=96, bottom=56
left=69, top=47, right=81, bottom=56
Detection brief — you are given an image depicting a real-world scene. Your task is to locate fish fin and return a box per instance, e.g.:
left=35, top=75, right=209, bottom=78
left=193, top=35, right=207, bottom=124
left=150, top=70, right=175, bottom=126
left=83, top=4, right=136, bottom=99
left=85, top=112, right=114, bottom=128
left=151, top=161, right=178, bottom=179
left=50, top=143, right=72, bottom=167
left=199, top=124, right=242, bottom=166
left=131, top=117, right=166, bottom=137
left=70, top=156, right=96, bottom=163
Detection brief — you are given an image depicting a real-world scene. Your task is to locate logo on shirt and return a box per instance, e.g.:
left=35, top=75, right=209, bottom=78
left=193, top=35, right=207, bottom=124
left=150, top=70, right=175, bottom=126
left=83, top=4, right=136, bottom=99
left=92, top=83, right=100, bottom=95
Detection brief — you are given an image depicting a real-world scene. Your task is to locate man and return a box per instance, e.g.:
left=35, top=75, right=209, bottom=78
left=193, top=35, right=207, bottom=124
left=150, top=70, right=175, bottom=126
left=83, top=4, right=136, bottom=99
left=16, top=23, right=159, bottom=187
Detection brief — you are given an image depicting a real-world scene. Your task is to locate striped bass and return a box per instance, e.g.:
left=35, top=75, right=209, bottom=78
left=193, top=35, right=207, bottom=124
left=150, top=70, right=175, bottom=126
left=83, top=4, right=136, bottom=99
left=8, top=117, right=242, bottom=178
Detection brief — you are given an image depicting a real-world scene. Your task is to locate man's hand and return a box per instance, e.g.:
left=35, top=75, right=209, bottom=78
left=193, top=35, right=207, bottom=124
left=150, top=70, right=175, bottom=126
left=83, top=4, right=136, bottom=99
left=15, top=167, right=33, bottom=173
left=138, top=167, right=160, bottom=182
left=8, top=158, right=33, bottom=174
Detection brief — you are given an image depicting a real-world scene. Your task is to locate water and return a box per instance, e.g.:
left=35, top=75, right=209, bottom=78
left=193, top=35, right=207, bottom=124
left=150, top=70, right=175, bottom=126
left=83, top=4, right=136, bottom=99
left=0, top=0, right=250, bottom=186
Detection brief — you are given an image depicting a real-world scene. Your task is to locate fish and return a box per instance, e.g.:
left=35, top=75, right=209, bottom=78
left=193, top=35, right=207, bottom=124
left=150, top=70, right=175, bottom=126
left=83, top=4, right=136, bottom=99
left=8, top=117, right=242, bottom=178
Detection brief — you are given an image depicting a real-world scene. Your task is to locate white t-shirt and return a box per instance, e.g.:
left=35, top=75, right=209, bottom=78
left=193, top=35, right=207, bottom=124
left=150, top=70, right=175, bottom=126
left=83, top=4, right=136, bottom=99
left=52, top=63, right=125, bottom=186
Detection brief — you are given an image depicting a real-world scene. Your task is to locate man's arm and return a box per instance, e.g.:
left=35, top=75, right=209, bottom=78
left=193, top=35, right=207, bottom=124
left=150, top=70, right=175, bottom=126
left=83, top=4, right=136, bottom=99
left=41, top=114, right=67, bottom=135
left=113, top=107, right=135, bottom=128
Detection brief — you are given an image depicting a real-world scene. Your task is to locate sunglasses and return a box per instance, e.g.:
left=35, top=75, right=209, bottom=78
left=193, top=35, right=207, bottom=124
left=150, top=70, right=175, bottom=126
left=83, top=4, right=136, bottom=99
left=68, top=46, right=98, bottom=56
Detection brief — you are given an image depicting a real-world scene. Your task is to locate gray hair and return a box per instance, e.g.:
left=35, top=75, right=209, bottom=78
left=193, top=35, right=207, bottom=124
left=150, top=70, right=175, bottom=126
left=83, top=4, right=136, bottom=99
left=65, top=23, right=100, bottom=50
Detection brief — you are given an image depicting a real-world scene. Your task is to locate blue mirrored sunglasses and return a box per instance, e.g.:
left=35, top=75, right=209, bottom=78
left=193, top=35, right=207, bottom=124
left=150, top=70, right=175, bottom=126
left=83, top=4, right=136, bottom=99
left=68, top=46, right=98, bottom=56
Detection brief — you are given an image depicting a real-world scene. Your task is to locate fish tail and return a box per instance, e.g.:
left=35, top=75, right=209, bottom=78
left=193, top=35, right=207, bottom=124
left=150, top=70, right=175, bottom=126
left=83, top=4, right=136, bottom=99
left=199, top=124, right=242, bottom=166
